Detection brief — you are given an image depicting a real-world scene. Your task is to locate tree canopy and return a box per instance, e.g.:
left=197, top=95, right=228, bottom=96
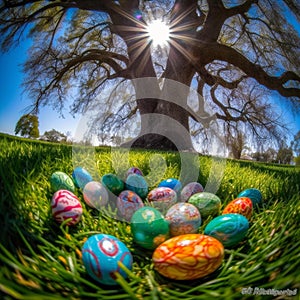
left=1, top=0, right=299, bottom=151
left=15, top=114, right=39, bottom=138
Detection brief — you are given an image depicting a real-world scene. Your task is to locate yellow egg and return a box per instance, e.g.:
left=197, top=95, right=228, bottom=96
left=152, top=234, right=224, bottom=280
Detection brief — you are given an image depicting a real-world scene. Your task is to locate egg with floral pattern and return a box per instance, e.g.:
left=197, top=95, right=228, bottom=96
left=222, top=197, right=253, bottom=220
left=165, top=203, right=201, bottom=236
left=153, top=234, right=224, bottom=280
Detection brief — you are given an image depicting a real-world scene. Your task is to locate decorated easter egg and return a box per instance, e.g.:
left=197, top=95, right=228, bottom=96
left=51, top=189, right=82, bottom=225
left=222, top=197, right=253, bottom=220
left=152, top=234, right=224, bottom=280
left=125, top=174, right=148, bottom=199
left=82, top=234, right=133, bottom=285
left=126, top=167, right=143, bottom=177
left=165, top=203, right=201, bottom=236
left=188, top=192, right=221, bottom=219
left=117, top=190, right=144, bottom=222
left=72, top=167, right=93, bottom=189
left=50, top=171, right=75, bottom=192
left=158, top=178, right=182, bottom=193
left=102, top=173, right=124, bottom=195
left=147, top=187, right=177, bottom=212
left=83, top=181, right=109, bottom=210
left=238, top=188, right=262, bottom=207
left=180, top=182, right=204, bottom=202
left=130, top=207, right=170, bottom=249
left=204, top=213, right=249, bottom=247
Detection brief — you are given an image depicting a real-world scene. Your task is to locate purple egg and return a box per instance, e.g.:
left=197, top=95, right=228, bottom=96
left=126, top=167, right=143, bottom=177
left=180, top=182, right=204, bottom=202
left=117, top=190, right=144, bottom=222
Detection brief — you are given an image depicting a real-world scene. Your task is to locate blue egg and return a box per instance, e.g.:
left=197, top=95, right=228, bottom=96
left=204, top=214, right=249, bottom=247
left=82, top=234, right=133, bottom=285
left=125, top=174, right=148, bottom=199
left=158, top=178, right=182, bottom=193
left=238, top=188, right=262, bottom=207
left=72, top=167, right=93, bottom=189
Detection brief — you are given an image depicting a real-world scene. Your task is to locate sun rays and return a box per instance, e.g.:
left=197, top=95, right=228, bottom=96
left=112, top=4, right=199, bottom=75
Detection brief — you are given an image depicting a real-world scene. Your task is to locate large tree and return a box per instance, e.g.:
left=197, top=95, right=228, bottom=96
left=1, top=0, right=299, bottom=151
left=15, top=114, right=39, bottom=138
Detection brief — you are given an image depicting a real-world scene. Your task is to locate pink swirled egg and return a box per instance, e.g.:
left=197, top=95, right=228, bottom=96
left=51, top=190, right=83, bottom=225
left=147, top=187, right=177, bottom=212
left=153, top=234, right=224, bottom=280
left=222, top=197, right=253, bottom=220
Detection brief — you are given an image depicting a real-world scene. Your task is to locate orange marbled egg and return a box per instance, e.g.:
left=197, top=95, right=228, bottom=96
left=222, top=197, right=253, bottom=220
left=152, top=234, right=224, bottom=280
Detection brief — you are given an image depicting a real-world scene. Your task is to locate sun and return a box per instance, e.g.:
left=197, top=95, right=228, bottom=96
left=146, top=19, right=170, bottom=47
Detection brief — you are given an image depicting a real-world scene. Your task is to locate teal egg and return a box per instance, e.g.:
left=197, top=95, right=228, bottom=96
left=238, top=188, right=262, bottom=207
left=50, top=171, right=75, bottom=192
left=82, top=234, right=133, bottom=285
left=125, top=174, right=148, bottom=199
left=130, top=207, right=170, bottom=249
left=204, top=213, right=249, bottom=247
left=101, top=173, right=124, bottom=195
left=72, top=167, right=93, bottom=189
left=188, top=192, right=221, bottom=219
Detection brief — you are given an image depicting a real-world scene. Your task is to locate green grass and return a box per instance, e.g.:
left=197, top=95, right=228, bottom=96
left=0, top=133, right=299, bottom=300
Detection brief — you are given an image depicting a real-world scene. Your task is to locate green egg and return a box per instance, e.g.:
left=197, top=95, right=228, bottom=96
left=130, top=207, right=170, bottom=250
left=101, top=173, right=124, bottom=195
left=50, top=171, right=75, bottom=192
left=188, top=192, right=221, bottom=219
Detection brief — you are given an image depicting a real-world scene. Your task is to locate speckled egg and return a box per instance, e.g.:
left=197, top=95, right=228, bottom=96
left=101, top=173, right=124, bottom=195
left=222, top=197, right=253, bottom=220
left=152, top=234, right=224, bottom=280
left=126, top=167, right=143, bottom=177
left=125, top=174, right=148, bottom=199
left=188, top=192, right=221, bottom=219
left=83, top=181, right=109, bottom=210
left=82, top=234, right=133, bottom=285
left=147, top=187, right=177, bottom=212
left=51, top=189, right=82, bottom=225
left=165, top=203, right=201, bottom=236
left=130, top=207, right=170, bottom=249
left=158, top=178, right=182, bottom=193
left=72, top=167, right=93, bottom=189
left=117, top=190, right=144, bottom=222
left=238, top=188, right=262, bottom=207
left=50, top=171, right=75, bottom=192
left=204, top=213, right=249, bottom=247
left=180, top=182, right=204, bottom=202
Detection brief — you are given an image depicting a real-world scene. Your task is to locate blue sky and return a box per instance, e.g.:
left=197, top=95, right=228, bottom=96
left=0, top=4, right=299, bottom=145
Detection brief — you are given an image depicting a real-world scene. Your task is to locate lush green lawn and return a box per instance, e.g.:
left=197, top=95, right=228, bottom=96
left=0, top=133, right=299, bottom=299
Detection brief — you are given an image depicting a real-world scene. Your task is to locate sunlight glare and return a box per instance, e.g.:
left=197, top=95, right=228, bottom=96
left=147, top=20, right=170, bottom=47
